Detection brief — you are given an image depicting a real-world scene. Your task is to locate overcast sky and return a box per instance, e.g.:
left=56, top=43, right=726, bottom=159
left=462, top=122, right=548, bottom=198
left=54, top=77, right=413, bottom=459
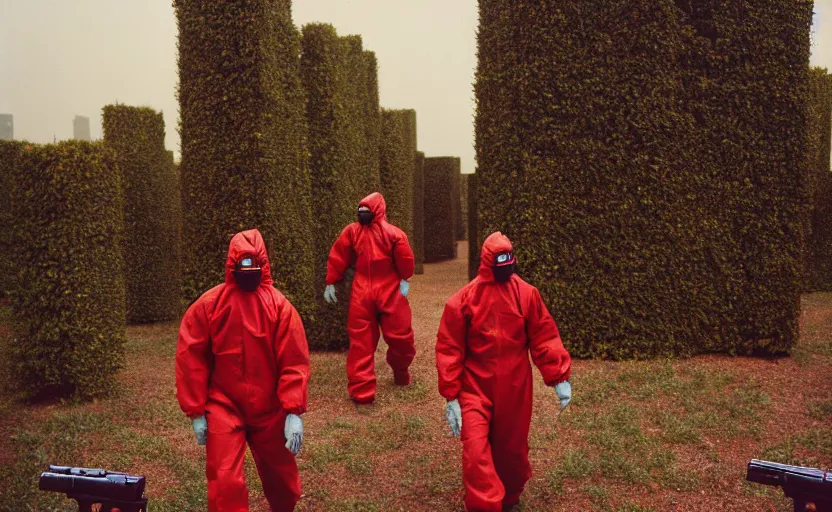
left=1, top=1, right=831, bottom=175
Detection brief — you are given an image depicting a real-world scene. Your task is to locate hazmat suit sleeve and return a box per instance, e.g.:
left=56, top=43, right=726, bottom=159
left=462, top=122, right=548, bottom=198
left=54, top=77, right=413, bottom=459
left=274, top=300, right=311, bottom=415
left=436, top=293, right=467, bottom=400
left=392, top=230, right=416, bottom=280
left=326, top=224, right=356, bottom=285
left=176, top=296, right=213, bottom=418
left=526, top=287, right=572, bottom=386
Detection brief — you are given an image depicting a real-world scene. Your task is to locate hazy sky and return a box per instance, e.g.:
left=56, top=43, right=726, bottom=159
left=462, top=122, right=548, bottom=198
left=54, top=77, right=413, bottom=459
left=2, top=1, right=831, bottom=175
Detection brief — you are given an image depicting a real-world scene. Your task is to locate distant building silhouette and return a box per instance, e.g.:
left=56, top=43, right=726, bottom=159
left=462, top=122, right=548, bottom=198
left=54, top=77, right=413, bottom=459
left=73, top=115, right=91, bottom=141
left=0, top=114, right=12, bottom=140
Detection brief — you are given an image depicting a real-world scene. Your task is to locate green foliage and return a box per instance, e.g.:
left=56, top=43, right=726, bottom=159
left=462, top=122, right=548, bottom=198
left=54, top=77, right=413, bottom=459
left=5, top=140, right=126, bottom=400
left=175, top=0, right=315, bottom=319
left=0, top=141, right=21, bottom=298
left=300, top=24, right=381, bottom=350
left=363, top=51, right=382, bottom=194
left=380, top=109, right=416, bottom=242
left=414, top=151, right=426, bottom=274
left=102, top=105, right=181, bottom=324
left=475, top=0, right=812, bottom=358
left=805, top=67, right=832, bottom=291
left=459, top=173, right=469, bottom=241
left=424, top=157, right=460, bottom=262
left=468, top=172, right=480, bottom=280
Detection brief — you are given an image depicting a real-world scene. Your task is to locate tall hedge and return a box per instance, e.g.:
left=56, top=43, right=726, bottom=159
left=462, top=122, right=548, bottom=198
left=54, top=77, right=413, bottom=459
left=414, top=151, right=426, bottom=274
left=475, top=0, right=811, bottom=358
left=301, top=25, right=381, bottom=350
left=168, top=151, right=184, bottom=299
left=0, top=141, right=19, bottom=298
left=176, top=0, right=315, bottom=318
left=805, top=67, right=832, bottom=291
left=362, top=50, right=382, bottom=195
left=103, top=105, right=181, bottom=323
left=468, top=172, right=479, bottom=281
left=424, top=156, right=460, bottom=262
left=380, top=109, right=416, bottom=242
left=458, top=173, right=469, bottom=241
left=5, top=140, right=126, bottom=400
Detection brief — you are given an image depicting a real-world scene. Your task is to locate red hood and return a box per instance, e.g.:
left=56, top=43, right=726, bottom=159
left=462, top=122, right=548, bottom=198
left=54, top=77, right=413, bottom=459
left=359, top=192, right=387, bottom=223
left=478, top=232, right=514, bottom=281
left=225, top=229, right=273, bottom=287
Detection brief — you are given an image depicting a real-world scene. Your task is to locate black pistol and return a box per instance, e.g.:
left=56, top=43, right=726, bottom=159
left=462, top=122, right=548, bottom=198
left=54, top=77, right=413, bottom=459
left=38, top=465, right=149, bottom=512
left=746, top=459, right=832, bottom=512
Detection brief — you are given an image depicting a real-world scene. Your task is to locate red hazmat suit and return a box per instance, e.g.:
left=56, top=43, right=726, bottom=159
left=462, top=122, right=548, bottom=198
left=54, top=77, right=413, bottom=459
left=176, top=229, right=311, bottom=512
left=436, top=232, right=572, bottom=512
left=327, top=192, right=416, bottom=403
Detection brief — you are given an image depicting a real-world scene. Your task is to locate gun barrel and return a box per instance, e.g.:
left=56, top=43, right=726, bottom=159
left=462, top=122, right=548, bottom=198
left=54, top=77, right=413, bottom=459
left=747, top=459, right=832, bottom=510
left=39, top=471, right=146, bottom=501
left=747, top=459, right=827, bottom=486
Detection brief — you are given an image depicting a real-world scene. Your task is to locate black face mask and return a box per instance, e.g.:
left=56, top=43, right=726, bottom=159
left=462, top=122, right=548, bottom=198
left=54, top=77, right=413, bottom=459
left=233, top=256, right=262, bottom=292
left=493, top=263, right=516, bottom=283
left=358, top=210, right=374, bottom=226
left=234, top=269, right=262, bottom=292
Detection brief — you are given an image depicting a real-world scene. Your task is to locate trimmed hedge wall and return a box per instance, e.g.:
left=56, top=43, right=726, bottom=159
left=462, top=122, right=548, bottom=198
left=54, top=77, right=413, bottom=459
left=0, top=141, right=19, bottom=298
left=424, top=156, right=460, bottom=262
left=806, top=67, right=832, bottom=291
left=361, top=49, right=382, bottom=195
left=380, top=109, right=416, bottom=242
left=102, top=105, right=181, bottom=323
left=467, top=172, right=479, bottom=281
left=451, top=167, right=462, bottom=243
left=300, top=25, right=381, bottom=350
left=458, top=173, right=469, bottom=241
left=175, top=0, right=315, bottom=318
left=5, top=140, right=126, bottom=400
left=475, top=0, right=811, bottom=358
left=414, top=151, right=426, bottom=274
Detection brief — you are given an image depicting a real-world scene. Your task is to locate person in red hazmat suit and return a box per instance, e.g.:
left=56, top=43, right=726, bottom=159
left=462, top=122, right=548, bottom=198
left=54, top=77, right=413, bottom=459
left=324, top=192, right=416, bottom=404
left=176, top=229, right=310, bottom=512
left=436, top=232, right=573, bottom=512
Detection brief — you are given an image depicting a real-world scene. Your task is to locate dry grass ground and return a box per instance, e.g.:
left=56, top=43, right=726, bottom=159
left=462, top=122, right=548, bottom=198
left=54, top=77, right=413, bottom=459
left=0, top=243, right=829, bottom=511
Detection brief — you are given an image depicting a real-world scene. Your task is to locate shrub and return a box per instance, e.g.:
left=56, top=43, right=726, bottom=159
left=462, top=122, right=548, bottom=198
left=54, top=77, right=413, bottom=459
left=0, top=141, right=21, bottom=297
left=468, top=172, right=479, bottom=280
left=459, top=173, right=469, bottom=241
left=5, top=140, right=126, bottom=400
left=102, top=105, right=181, bottom=323
left=475, top=0, right=811, bottom=358
left=805, top=67, right=832, bottom=291
left=380, top=109, right=416, bottom=244
left=414, top=151, right=426, bottom=274
left=175, top=0, right=315, bottom=319
left=424, top=157, right=460, bottom=262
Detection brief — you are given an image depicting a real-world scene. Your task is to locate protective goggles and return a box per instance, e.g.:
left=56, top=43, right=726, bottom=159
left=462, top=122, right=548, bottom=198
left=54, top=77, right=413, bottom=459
left=494, top=251, right=515, bottom=267
left=235, top=256, right=261, bottom=271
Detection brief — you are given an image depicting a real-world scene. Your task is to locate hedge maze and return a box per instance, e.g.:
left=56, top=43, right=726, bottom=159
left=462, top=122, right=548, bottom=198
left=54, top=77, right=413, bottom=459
left=1, top=0, right=823, bottom=403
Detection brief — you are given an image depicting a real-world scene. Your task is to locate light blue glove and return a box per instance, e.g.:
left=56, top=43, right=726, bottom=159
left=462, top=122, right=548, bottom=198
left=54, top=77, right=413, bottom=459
left=284, top=414, right=303, bottom=456
left=323, top=284, right=337, bottom=304
left=445, top=399, right=462, bottom=437
left=554, top=381, right=572, bottom=409
left=192, top=415, right=207, bottom=446
left=400, top=279, right=410, bottom=297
